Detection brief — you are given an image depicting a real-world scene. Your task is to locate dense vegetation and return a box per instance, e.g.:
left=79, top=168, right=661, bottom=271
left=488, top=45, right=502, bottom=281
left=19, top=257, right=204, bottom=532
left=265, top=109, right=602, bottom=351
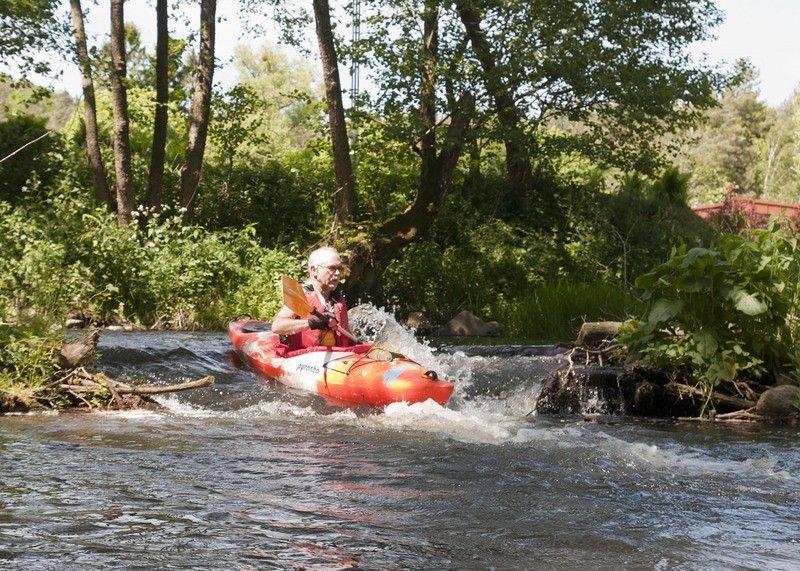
left=622, top=222, right=800, bottom=412
left=1, top=1, right=800, bottom=412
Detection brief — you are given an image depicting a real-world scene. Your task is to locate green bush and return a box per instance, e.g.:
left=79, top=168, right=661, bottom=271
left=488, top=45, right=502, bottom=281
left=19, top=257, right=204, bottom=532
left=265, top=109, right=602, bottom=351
left=74, top=210, right=305, bottom=326
left=0, top=321, right=61, bottom=403
left=622, top=222, right=800, bottom=414
left=196, top=159, right=320, bottom=246
left=0, top=114, right=61, bottom=204
left=222, top=247, right=305, bottom=323
left=0, top=200, right=87, bottom=321
left=0, top=191, right=305, bottom=328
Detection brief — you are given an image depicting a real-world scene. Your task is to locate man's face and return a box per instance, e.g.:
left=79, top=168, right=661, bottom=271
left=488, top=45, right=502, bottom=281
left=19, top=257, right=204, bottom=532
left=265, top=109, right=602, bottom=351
left=311, top=254, right=343, bottom=291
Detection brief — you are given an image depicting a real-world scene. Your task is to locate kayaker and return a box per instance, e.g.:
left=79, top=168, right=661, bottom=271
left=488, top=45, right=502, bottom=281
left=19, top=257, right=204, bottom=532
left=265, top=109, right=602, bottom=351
left=271, top=247, right=354, bottom=350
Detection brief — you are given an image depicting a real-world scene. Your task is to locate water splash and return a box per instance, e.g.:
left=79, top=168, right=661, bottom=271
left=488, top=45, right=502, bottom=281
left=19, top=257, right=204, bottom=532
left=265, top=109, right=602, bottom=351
left=349, top=304, right=474, bottom=388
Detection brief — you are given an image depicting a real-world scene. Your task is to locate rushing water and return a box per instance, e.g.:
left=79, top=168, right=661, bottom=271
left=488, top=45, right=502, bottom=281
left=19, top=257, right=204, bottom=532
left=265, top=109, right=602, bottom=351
left=2, top=311, right=799, bottom=570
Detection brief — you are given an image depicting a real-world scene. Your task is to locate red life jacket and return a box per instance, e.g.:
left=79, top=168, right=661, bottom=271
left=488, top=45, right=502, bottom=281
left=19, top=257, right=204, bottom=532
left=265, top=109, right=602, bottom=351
left=283, top=284, right=352, bottom=350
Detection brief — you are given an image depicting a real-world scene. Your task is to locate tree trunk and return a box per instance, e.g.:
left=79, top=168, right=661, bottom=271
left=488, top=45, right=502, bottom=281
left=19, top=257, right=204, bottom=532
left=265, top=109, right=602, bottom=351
left=456, top=0, right=532, bottom=196
left=110, top=0, right=134, bottom=225
left=312, top=0, right=356, bottom=235
left=69, top=0, right=113, bottom=211
left=146, top=0, right=169, bottom=209
left=419, top=0, right=438, bottom=207
left=344, top=2, right=473, bottom=301
left=179, top=0, right=216, bottom=222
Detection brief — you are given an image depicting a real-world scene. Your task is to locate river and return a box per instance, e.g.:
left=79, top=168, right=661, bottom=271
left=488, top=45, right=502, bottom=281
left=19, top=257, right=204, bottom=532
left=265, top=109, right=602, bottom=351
left=1, top=312, right=799, bottom=569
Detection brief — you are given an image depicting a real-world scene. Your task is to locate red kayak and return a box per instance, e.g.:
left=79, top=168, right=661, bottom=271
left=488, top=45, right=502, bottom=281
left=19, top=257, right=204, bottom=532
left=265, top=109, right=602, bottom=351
left=228, top=319, right=454, bottom=407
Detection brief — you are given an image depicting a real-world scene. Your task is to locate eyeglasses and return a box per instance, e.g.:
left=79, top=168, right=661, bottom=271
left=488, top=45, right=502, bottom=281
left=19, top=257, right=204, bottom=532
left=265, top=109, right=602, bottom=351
left=319, top=264, right=343, bottom=272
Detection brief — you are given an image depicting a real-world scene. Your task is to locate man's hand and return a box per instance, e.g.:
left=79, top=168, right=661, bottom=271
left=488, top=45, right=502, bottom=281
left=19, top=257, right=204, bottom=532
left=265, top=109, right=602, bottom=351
left=308, top=312, right=337, bottom=330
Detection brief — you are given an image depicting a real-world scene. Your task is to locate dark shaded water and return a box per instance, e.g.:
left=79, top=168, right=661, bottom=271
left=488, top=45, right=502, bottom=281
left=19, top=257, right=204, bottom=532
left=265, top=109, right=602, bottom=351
left=2, top=312, right=799, bottom=569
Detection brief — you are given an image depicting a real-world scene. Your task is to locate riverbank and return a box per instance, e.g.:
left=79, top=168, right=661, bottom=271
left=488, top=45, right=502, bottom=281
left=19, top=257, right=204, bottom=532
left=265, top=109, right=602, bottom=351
left=534, top=322, right=800, bottom=424
left=0, top=328, right=214, bottom=414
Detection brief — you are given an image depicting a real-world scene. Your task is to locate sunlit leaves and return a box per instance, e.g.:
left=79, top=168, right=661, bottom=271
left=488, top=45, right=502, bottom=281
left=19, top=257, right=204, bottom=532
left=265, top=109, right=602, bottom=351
left=647, top=298, right=683, bottom=326
left=729, top=288, right=767, bottom=316
left=0, top=0, right=69, bottom=78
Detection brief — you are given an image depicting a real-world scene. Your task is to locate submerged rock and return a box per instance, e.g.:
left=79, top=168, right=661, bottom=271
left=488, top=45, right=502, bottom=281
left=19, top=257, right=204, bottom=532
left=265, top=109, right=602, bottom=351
left=533, top=363, right=749, bottom=419
left=536, top=366, right=625, bottom=415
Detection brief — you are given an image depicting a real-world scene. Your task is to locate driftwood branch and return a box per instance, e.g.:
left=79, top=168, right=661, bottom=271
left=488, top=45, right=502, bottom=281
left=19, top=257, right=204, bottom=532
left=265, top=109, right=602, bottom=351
left=665, top=382, right=756, bottom=411
left=564, top=341, right=621, bottom=369
left=115, top=376, right=214, bottom=395
left=714, top=408, right=761, bottom=421
left=45, top=367, right=214, bottom=411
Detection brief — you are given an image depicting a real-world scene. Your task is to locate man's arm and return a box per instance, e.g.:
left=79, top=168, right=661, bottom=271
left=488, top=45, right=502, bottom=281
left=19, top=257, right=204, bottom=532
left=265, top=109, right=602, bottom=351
left=270, top=305, right=310, bottom=335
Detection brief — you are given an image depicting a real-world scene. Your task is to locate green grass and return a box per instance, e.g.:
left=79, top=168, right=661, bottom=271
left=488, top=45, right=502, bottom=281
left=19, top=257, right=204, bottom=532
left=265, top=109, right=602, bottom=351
left=495, top=281, right=642, bottom=343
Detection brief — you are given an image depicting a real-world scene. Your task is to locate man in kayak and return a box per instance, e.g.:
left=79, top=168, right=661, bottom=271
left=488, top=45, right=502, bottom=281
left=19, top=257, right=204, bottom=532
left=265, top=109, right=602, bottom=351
left=271, top=247, right=355, bottom=350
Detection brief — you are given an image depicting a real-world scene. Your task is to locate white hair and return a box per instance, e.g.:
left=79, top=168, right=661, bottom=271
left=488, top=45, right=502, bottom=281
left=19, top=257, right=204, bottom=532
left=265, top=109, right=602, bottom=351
left=307, top=246, right=340, bottom=272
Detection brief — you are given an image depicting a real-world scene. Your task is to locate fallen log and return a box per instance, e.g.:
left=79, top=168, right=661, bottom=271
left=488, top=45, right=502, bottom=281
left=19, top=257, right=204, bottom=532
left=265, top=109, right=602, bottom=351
left=665, top=382, right=756, bottom=411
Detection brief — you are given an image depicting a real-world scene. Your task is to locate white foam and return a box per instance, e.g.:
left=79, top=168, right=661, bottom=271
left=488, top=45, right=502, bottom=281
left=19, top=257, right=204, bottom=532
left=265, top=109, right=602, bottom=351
left=355, top=399, right=519, bottom=444
left=95, top=408, right=162, bottom=420
left=233, top=400, right=319, bottom=418
left=581, top=429, right=797, bottom=483
left=143, top=391, right=800, bottom=487
left=154, top=394, right=320, bottom=420
left=153, top=395, right=217, bottom=417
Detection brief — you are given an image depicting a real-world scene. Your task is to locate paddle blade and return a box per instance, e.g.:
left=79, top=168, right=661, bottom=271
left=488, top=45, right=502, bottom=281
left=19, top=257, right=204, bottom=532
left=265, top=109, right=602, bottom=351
left=281, top=275, right=312, bottom=317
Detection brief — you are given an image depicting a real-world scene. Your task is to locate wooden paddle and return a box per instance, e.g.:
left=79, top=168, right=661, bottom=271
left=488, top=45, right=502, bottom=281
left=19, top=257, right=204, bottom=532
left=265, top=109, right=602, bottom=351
left=281, top=275, right=314, bottom=317
left=280, top=275, right=358, bottom=343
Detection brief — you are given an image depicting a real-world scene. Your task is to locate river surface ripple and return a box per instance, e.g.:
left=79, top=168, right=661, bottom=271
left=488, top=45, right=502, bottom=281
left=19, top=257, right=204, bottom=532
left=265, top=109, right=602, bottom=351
left=1, top=329, right=799, bottom=570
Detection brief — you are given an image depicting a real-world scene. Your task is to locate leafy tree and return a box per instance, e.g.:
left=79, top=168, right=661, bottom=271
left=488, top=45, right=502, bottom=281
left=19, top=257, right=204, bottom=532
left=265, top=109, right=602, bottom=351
left=0, top=0, right=67, bottom=79
left=0, top=76, right=75, bottom=129
left=210, top=86, right=266, bottom=176
left=343, top=0, right=475, bottom=300
left=455, top=0, right=532, bottom=196
left=682, top=66, right=770, bottom=204
left=232, top=44, right=321, bottom=155
left=758, top=89, right=800, bottom=201
left=333, top=0, right=725, bottom=300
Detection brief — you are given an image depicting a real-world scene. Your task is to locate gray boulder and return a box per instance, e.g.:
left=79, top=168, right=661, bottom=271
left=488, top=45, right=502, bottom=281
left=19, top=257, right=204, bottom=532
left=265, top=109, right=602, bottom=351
left=755, top=385, right=800, bottom=418
left=575, top=321, right=621, bottom=348
left=437, top=310, right=502, bottom=337
left=58, top=330, right=99, bottom=369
